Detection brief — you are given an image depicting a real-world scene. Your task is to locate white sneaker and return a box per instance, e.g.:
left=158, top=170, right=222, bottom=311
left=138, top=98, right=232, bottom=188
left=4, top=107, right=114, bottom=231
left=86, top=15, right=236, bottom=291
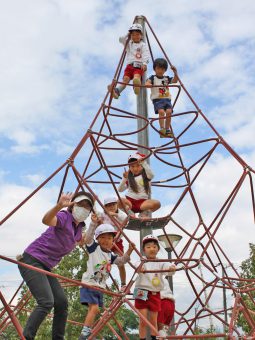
left=158, top=328, right=167, bottom=337
left=138, top=210, right=151, bottom=219
left=107, top=84, right=120, bottom=99
left=79, top=326, right=91, bottom=340
left=127, top=209, right=135, bottom=218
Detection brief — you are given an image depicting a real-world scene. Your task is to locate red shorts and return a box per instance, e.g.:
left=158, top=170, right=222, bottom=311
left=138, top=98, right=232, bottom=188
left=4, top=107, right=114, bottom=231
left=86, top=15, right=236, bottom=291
left=111, top=238, right=124, bottom=254
left=157, top=299, right=175, bottom=325
left=135, top=291, right=161, bottom=312
left=124, top=64, right=144, bottom=79
left=126, top=196, right=146, bottom=213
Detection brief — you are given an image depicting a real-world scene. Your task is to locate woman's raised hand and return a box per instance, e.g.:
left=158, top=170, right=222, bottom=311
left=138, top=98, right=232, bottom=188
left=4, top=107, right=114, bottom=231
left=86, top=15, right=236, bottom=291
left=58, top=192, right=74, bottom=208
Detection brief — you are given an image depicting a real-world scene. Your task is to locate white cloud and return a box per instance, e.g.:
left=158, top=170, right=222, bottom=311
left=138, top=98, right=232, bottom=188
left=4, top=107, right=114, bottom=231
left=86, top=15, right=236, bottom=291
left=22, top=173, right=46, bottom=186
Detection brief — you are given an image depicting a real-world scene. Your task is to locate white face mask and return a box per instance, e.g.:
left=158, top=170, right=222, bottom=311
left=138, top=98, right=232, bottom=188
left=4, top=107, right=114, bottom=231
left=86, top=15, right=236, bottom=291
left=72, top=205, right=91, bottom=223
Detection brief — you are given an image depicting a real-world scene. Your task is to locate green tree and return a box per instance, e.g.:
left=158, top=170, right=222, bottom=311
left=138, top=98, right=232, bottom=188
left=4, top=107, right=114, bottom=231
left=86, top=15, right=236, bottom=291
left=0, top=247, right=138, bottom=339
left=237, top=243, right=255, bottom=333
left=194, top=325, right=223, bottom=340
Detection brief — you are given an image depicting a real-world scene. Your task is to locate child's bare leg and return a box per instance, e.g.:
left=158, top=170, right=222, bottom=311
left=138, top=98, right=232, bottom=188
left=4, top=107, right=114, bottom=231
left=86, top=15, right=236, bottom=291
left=118, top=75, right=130, bottom=93
left=138, top=309, right=148, bottom=338
left=118, top=198, right=132, bottom=211
left=84, top=304, right=100, bottom=327
left=149, top=311, right=158, bottom=336
left=140, top=199, right=161, bottom=212
left=133, top=74, right=142, bottom=95
left=118, top=265, right=126, bottom=286
left=165, top=108, right=172, bottom=130
left=158, top=109, right=165, bottom=130
left=158, top=322, right=165, bottom=331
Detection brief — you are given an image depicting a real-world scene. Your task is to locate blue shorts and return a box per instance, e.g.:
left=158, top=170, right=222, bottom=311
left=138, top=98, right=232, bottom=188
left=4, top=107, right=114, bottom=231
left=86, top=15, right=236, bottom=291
left=153, top=98, right=172, bottom=114
left=80, top=286, right=104, bottom=307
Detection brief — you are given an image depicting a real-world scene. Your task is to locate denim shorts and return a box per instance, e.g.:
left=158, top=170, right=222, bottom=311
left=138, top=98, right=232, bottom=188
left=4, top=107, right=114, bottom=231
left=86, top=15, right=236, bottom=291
left=80, top=286, right=104, bottom=307
left=153, top=98, right=172, bottom=114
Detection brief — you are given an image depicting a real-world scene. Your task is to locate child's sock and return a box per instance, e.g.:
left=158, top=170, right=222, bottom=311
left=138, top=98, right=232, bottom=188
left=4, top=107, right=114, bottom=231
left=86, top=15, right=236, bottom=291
left=151, top=336, right=157, bottom=340
left=117, top=84, right=126, bottom=93
left=159, top=128, right=166, bottom=138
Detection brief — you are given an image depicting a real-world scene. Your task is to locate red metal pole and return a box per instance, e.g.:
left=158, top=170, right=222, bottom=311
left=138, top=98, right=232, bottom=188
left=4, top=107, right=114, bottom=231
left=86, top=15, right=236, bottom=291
left=0, top=290, right=25, bottom=339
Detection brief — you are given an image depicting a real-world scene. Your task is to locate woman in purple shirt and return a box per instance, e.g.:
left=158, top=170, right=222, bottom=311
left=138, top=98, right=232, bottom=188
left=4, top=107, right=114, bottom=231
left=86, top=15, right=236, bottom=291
left=18, top=191, right=96, bottom=340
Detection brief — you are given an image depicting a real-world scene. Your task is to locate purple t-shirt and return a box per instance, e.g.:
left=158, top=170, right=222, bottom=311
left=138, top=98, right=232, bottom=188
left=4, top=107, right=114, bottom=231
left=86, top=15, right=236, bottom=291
left=25, top=210, right=84, bottom=269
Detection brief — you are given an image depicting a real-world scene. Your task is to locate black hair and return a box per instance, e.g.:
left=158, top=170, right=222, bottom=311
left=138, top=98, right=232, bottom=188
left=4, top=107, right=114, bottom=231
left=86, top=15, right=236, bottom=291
left=68, top=191, right=95, bottom=212
left=128, top=158, right=150, bottom=195
left=153, top=58, right=168, bottom=71
left=142, top=239, right=160, bottom=250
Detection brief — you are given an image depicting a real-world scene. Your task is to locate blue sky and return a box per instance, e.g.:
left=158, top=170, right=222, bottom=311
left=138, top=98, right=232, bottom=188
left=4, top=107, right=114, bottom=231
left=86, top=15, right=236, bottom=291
left=1, top=0, right=255, bottom=333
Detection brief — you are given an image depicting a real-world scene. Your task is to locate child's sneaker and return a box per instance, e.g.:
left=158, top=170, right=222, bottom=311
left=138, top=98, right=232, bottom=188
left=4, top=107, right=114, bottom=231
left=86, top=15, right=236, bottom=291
left=165, top=129, right=174, bottom=138
left=159, top=128, right=166, bottom=138
left=120, top=283, right=127, bottom=291
left=127, top=209, right=135, bottom=218
left=158, top=328, right=167, bottom=337
left=120, top=284, right=131, bottom=294
left=107, top=84, right=120, bottom=99
left=79, top=326, right=91, bottom=340
left=120, top=284, right=127, bottom=291
left=138, top=210, right=151, bottom=219
left=133, top=78, right=141, bottom=95
left=159, top=325, right=169, bottom=337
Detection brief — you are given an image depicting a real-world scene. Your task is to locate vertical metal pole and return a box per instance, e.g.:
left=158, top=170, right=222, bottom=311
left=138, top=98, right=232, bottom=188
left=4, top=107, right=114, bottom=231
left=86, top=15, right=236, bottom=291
left=198, top=263, right=214, bottom=330
left=135, top=16, right=152, bottom=340
left=167, top=251, right=175, bottom=335
left=194, top=306, right=198, bottom=333
left=134, top=16, right=152, bottom=247
left=222, top=266, right=228, bottom=333
left=167, top=251, right=173, bottom=291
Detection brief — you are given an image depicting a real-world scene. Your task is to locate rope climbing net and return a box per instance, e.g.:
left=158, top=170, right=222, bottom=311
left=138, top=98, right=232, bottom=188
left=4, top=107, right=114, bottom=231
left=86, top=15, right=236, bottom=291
left=1, top=15, right=255, bottom=339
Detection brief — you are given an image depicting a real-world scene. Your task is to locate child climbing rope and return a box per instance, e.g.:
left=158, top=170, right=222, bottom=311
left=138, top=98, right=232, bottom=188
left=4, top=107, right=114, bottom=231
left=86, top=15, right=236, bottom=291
left=146, top=58, right=178, bottom=138
left=79, top=223, right=135, bottom=340
left=18, top=191, right=95, bottom=340
left=158, top=277, right=175, bottom=337
left=97, top=196, right=128, bottom=290
left=133, top=235, right=176, bottom=340
left=118, top=152, right=160, bottom=218
left=108, top=23, right=150, bottom=98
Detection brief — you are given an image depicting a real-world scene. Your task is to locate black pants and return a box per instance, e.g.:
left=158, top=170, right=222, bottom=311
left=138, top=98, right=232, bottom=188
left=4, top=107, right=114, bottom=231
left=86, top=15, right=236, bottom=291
left=18, top=252, right=68, bottom=340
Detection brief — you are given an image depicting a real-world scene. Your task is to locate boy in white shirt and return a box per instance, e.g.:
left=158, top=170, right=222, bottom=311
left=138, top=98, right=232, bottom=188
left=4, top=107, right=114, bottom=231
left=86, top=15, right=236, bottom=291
left=134, top=235, right=176, bottom=340
left=97, top=197, right=127, bottom=290
left=108, top=23, right=150, bottom=98
left=79, top=222, right=134, bottom=340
